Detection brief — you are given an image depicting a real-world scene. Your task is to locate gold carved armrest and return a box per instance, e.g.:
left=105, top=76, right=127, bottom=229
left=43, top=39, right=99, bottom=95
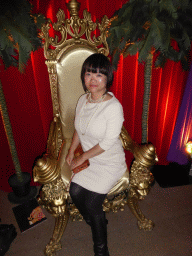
left=33, top=156, right=69, bottom=217
left=33, top=115, right=68, bottom=217
left=120, top=125, right=158, bottom=198
left=120, top=126, right=136, bottom=153
left=120, top=126, right=158, bottom=231
left=33, top=116, right=63, bottom=185
left=120, top=125, right=158, bottom=168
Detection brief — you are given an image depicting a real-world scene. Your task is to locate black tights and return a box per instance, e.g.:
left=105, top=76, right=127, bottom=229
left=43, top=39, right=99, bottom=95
left=69, top=182, right=109, bottom=256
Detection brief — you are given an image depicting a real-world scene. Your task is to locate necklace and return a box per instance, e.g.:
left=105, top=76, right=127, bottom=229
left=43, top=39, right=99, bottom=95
left=88, top=93, right=106, bottom=103
left=79, top=93, right=106, bottom=135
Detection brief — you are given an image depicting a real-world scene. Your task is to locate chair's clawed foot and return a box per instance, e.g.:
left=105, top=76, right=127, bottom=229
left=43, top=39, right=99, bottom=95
left=137, top=218, right=155, bottom=231
left=44, top=240, right=62, bottom=256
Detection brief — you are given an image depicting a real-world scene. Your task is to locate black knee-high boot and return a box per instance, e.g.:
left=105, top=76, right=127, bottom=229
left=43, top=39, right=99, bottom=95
left=90, top=212, right=109, bottom=256
left=69, top=183, right=109, bottom=255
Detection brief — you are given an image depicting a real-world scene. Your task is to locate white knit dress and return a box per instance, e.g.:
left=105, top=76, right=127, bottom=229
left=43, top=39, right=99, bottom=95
left=72, top=92, right=127, bottom=194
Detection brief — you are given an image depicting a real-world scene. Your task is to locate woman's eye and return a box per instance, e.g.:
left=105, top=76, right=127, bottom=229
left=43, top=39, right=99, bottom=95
left=97, top=74, right=102, bottom=77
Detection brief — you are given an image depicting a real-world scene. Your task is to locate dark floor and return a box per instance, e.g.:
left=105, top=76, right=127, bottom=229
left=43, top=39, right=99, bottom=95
left=1, top=180, right=192, bottom=256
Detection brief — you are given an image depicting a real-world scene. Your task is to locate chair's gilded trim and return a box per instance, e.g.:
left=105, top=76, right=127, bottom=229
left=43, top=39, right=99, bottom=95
left=127, top=160, right=155, bottom=231
left=41, top=5, right=109, bottom=61
left=45, top=61, right=60, bottom=118
left=46, top=117, right=63, bottom=159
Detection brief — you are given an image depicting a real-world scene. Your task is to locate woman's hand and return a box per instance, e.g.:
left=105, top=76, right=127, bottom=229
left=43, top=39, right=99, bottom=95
left=71, top=154, right=85, bottom=170
left=66, top=130, right=80, bottom=166
left=66, top=151, right=74, bottom=166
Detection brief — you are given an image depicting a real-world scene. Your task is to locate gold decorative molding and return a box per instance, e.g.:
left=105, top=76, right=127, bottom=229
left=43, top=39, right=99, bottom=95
left=41, top=0, right=109, bottom=61
left=45, top=61, right=60, bottom=117
left=67, top=0, right=81, bottom=17
left=103, top=191, right=128, bottom=213
left=46, top=117, right=63, bottom=159
left=133, top=143, right=158, bottom=168
left=68, top=203, right=84, bottom=222
left=45, top=214, right=69, bottom=256
left=37, top=177, right=68, bottom=217
left=33, top=156, right=59, bottom=184
left=129, top=160, right=154, bottom=200
left=120, top=125, right=136, bottom=153
left=127, top=160, right=155, bottom=231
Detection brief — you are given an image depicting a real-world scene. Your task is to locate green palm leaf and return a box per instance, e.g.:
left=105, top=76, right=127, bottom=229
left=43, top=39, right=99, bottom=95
left=126, top=40, right=145, bottom=57
left=159, top=0, right=178, bottom=19
left=0, top=0, right=45, bottom=182
left=107, top=0, right=192, bottom=143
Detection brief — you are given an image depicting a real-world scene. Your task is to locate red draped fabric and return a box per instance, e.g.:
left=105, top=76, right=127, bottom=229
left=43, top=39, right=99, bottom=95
left=0, top=0, right=190, bottom=192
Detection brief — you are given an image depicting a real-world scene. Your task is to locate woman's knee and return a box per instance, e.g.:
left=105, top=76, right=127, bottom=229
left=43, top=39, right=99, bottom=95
left=85, top=193, right=106, bottom=215
left=69, top=182, right=77, bottom=199
left=69, top=182, right=85, bottom=201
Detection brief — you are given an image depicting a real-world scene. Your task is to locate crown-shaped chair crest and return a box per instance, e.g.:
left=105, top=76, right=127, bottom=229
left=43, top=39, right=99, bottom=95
left=41, top=0, right=109, bottom=60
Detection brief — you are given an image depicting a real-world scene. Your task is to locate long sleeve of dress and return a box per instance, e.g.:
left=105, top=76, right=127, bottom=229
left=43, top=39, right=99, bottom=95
left=99, top=102, right=124, bottom=151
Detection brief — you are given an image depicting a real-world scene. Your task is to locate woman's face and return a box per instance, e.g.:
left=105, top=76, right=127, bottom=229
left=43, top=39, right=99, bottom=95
left=84, top=70, right=107, bottom=95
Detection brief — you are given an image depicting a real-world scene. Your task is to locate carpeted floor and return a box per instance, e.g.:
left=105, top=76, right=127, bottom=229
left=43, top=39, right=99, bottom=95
left=1, top=181, right=192, bottom=256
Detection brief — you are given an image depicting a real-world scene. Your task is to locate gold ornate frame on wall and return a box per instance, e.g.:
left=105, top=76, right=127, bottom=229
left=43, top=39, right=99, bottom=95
left=33, top=1, right=158, bottom=255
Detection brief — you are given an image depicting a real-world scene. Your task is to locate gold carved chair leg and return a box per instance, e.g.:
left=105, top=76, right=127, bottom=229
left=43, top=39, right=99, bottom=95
left=45, top=211, right=69, bottom=256
left=127, top=196, right=154, bottom=231
left=34, top=157, right=70, bottom=255
left=127, top=160, right=155, bottom=231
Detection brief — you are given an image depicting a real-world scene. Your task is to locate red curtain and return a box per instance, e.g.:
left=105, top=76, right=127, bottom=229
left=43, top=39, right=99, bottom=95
left=0, top=0, right=190, bottom=192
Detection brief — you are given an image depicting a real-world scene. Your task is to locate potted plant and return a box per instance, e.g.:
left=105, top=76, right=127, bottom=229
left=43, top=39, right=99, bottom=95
left=107, top=0, right=192, bottom=143
left=0, top=0, right=45, bottom=203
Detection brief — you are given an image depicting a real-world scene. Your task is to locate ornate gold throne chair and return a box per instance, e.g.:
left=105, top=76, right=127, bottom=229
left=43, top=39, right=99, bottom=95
left=33, top=1, right=158, bottom=255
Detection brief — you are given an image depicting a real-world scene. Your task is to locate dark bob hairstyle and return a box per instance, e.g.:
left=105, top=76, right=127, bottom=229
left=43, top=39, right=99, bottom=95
left=81, top=53, right=113, bottom=92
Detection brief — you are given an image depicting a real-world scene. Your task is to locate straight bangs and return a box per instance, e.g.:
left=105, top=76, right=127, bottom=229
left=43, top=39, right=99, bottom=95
left=84, top=64, right=108, bottom=76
